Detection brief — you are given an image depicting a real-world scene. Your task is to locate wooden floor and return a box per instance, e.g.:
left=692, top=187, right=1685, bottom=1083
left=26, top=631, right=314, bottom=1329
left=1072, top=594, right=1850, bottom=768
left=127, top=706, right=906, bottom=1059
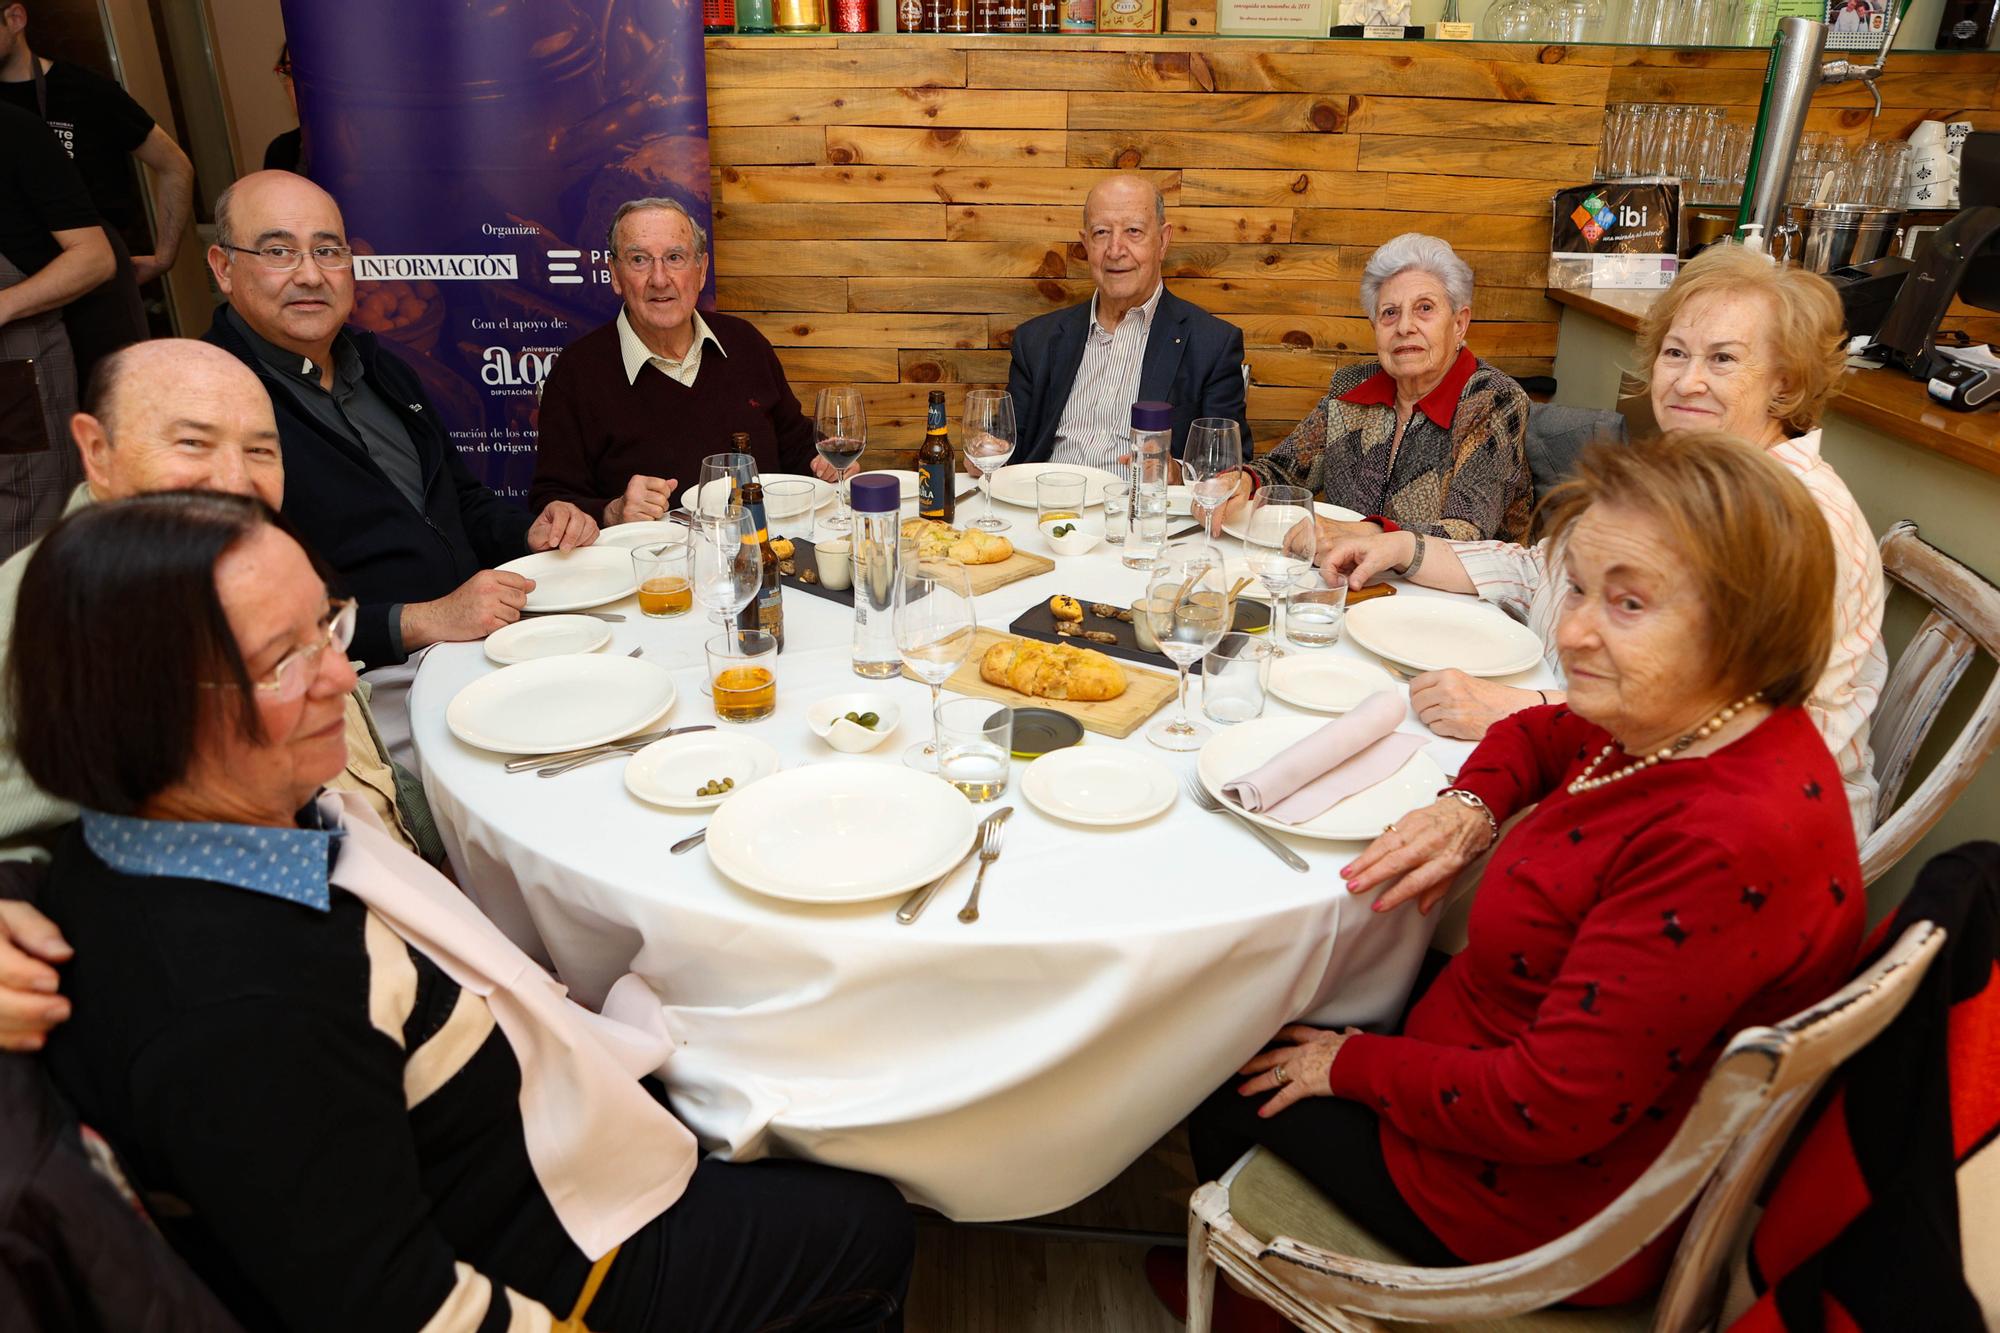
left=905, top=1129, right=1195, bottom=1333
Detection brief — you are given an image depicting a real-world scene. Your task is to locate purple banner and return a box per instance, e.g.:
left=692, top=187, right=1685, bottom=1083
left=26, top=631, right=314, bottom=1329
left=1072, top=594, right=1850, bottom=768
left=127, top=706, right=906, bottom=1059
left=280, top=0, right=713, bottom=500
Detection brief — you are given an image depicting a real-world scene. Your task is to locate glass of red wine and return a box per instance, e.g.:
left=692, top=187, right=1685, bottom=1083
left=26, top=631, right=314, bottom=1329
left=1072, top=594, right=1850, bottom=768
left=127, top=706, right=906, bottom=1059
left=814, top=386, right=867, bottom=536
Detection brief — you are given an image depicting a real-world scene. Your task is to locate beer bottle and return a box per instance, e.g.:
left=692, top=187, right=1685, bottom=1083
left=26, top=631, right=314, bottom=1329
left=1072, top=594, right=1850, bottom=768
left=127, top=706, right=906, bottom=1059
left=916, top=389, right=955, bottom=523
left=737, top=480, right=785, bottom=650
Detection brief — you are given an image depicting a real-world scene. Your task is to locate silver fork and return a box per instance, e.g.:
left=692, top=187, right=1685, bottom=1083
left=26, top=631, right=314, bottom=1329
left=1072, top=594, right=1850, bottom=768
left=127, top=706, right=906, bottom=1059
left=955, top=814, right=1010, bottom=924
left=1183, top=774, right=1310, bottom=873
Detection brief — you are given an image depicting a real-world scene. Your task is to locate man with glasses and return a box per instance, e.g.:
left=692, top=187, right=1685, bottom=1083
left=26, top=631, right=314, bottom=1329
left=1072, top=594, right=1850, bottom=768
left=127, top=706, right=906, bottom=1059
left=0, top=339, right=446, bottom=1054
left=530, top=196, right=826, bottom=524
left=202, top=172, right=596, bottom=756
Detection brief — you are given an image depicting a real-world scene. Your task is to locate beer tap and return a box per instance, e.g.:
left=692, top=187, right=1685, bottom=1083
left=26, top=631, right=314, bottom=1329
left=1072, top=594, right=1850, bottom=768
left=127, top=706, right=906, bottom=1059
left=1818, top=0, right=1910, bottom=121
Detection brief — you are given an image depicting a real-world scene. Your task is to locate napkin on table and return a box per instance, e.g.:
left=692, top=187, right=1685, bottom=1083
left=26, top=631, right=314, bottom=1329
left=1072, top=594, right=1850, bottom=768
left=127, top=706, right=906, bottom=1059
left=1222, top=690, right=1426, bottom=825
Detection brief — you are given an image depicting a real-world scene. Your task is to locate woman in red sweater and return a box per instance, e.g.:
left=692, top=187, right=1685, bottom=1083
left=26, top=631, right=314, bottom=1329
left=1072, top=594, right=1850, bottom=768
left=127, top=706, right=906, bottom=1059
left=1176, top=431, right=1867, bottom=1323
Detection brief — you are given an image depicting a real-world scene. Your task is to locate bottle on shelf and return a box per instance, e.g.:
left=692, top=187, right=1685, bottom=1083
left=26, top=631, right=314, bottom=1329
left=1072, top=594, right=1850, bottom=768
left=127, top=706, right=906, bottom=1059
left=850, top=474, right=903, bottom=679
left=898, top=0, right=930, bottom=29
left=737, top=479, right=785, bottom=651
left=774, top=0, right=826, bottom=31
left=833, top=0, right=879, bottom=29
left=916, top=389, right=956, bottom=524
left=944, top=0, right=974, bottom=30
left=704, top=0, right=735, bottom=32
left=736, top=0, right=775, bottom=32
left=1027, top=0, right=1060, bottom=30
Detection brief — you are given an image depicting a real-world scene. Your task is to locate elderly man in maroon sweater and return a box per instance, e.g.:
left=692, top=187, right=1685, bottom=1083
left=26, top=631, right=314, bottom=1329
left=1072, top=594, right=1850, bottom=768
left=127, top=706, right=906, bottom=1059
left=529, top=198, right=832, bottom=524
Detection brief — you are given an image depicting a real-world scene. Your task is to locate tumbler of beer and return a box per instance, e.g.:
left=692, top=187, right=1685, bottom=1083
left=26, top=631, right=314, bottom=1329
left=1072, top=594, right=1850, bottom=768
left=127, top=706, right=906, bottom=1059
left=633, top=541, right=694, bottom=618
left=707, top=631, right=779, bottom=723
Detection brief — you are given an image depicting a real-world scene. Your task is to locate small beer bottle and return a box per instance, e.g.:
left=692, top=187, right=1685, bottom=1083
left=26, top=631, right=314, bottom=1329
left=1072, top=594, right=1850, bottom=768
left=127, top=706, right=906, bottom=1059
left=916, top=389, right=955, bottom=524
left=737, top=480, right=785, bottom=650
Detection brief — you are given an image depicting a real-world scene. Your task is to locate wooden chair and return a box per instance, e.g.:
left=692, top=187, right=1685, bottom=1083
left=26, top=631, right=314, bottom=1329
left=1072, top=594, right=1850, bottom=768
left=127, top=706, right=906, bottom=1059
left=1184, top=920, right=1945, bottom=1333
left=1861, top=521, right=2000, bottom=885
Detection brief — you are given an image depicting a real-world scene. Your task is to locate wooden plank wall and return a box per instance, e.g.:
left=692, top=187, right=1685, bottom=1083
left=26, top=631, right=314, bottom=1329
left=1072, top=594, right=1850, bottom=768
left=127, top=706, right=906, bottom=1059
left=704, top=35, right=2000, bottom=458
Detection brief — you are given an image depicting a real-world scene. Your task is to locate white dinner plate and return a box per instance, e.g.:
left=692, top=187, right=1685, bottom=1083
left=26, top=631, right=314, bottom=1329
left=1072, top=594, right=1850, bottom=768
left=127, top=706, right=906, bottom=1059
left=1266, top=657, right=1403, bottom=714
left=853, top=469, right=920, bottom=507
left=1221, top=499, right=1365, bottom=541
left=987, top=463, right=1120, bottom=509
left=705, top=763, right=979, bottom=904
left=686, top=473, right=832, bottom=519
left=499, top=547, right=639, bottom=612
left=446, top=655, right=677, bottom=755
left=1020, top=747, right=1177, bottom=827
left=482, top=615, right=612, bottom=665
left=1344, top=596, right=1546, bottom=678
left=1196, top=716, right=1446, bottom=842
left=625, top=732, right=780, bottom=810
left=596, top=520, right=690, bottom=549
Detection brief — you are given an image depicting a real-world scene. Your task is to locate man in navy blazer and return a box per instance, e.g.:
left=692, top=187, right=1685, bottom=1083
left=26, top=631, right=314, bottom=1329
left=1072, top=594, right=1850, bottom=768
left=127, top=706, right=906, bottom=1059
left=1006, top=175, right=1251, bottom=466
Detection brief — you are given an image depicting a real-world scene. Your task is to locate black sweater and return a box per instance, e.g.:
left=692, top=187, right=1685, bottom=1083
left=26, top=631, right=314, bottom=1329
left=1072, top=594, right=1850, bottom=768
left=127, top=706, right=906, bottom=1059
left=204, top=307, right=532, bottom=667
left=36, top=826, right=592, bottom=1332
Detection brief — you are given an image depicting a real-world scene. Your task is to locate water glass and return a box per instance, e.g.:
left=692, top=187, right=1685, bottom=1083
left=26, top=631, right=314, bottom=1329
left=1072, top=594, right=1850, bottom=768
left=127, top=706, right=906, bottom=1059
left=1202, top=633, right=1273, bottom=725
left=1287, top=574, right=1350, bottom=649
left=937, top=699, right=1012, bottom=801
left=696, top=453, right=758, bottom=518
left=1142, top=546, right=1226, bottom=751
left=1122, top=486, right=1169, bottom=570
left=706, top=630, right=778, bottom=723
left=1036, top=472, right=1088, bottom=533
left=894, top=558, right=977, bottom=772
left=762, top=479, right=819, bottom=540
left=633, top=540, right=693, bottom=619
left=1182, top=418, right=1244, bottom=542
left=1103, top=480, right=1130, bottom=545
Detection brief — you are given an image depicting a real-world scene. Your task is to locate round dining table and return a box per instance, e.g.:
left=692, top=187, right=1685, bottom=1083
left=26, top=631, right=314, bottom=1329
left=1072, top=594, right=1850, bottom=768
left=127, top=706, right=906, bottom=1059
left=409, top=480, right=1560, bottom=1222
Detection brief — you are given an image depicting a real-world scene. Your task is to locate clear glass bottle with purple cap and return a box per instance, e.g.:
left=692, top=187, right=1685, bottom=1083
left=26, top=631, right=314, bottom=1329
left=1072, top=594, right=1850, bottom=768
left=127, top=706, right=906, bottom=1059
left=1122, top=400, right=1173, bottom=571
left=849, top=472, right=903, bottom=680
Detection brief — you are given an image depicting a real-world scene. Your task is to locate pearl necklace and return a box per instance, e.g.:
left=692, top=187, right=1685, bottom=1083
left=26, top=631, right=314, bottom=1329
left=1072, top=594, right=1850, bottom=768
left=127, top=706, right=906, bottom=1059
left=1566, top=692, right=1763, bottom=795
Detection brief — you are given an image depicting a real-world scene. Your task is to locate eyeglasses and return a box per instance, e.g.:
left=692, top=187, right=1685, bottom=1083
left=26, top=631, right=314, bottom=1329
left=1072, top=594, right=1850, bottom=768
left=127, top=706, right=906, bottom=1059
left=206, top=599, right=357, bottom=705
left=220, top=243, right=354, bottom=273
left=619, top=249, right=699, bottom=274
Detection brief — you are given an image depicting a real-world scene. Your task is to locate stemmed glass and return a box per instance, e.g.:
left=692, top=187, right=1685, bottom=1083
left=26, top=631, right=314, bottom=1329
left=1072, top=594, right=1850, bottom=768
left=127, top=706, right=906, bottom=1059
left=814, top=386, right=867, bottom=536
left=1181, top=418, right=1243, bottom=544
left=961, top=388, right=1016, bottom=533
left=894, top=558, right=977, bottom=772
left=691, top=504, right=763, bottom=643
left=1243, top=485, right=1317, bottom=655
left=1141, top=546, right=1227, bottom=751
left=695, top=451, right=757, bottom=518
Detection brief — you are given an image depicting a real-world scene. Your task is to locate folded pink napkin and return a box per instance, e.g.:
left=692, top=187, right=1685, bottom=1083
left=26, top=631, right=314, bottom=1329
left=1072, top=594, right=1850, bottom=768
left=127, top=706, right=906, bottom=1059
left=1222, top=691, right=1427, bottom=825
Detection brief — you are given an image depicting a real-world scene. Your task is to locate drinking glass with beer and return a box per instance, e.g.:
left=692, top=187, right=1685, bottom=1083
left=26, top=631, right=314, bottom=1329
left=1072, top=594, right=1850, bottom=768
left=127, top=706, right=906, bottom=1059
left=633, top=540, right=693, bottom=618
left=706, top=630, right=779, bottom=723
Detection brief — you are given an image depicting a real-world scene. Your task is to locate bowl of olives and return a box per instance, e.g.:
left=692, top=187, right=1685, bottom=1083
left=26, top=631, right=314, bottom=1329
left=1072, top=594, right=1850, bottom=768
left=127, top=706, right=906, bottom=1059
left=805, top=691, right=902, bottom=754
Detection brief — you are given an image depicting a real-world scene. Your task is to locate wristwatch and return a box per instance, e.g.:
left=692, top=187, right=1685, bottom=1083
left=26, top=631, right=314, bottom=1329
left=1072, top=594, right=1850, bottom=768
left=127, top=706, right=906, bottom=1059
left=1402, top=531, right=1427, bottom=580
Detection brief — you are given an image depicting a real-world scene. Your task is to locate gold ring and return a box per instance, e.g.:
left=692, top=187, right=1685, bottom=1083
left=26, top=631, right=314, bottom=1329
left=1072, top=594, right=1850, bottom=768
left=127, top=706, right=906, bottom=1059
left=1272, top=1064, right=1291, bottom=1087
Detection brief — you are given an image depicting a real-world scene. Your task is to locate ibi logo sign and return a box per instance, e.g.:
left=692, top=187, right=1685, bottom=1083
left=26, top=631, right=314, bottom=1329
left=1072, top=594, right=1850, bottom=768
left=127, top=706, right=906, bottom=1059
left=1571, top=193, right=1649, bottom=246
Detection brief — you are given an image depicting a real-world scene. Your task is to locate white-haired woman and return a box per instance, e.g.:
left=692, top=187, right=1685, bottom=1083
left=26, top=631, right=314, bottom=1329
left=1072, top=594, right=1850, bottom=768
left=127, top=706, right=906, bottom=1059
left=1212, top=233, right=1533, bottom=543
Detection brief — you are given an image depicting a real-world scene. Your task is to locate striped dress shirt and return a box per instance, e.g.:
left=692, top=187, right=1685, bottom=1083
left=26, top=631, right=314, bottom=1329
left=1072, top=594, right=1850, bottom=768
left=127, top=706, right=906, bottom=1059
left=1452, top=428, right=1887, bottom=840
left=1050, top=283, right=1163, bottom=469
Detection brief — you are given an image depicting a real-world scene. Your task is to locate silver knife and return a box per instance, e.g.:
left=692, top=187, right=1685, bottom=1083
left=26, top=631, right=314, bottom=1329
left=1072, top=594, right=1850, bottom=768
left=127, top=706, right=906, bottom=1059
left=1167, top=522, right=1205, bottom=541
left=504, top=724, right=715, bottom=773
left=955, top=486, right=980, bottom=503
left=897, top=808, right=1012, bottom=924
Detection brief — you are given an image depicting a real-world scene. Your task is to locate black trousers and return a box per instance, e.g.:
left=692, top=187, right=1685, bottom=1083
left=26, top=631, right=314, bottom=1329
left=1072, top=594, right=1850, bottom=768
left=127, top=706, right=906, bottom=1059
left=1186, top=948, right=1462, bottom=1269
left=590, top=1157, right=915, bottom=1332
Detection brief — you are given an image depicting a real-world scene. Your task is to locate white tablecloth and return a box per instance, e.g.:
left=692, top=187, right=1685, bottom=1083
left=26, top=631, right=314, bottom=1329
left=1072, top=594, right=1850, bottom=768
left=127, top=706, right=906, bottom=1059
left=410, top=499, right=1558, bottom=1221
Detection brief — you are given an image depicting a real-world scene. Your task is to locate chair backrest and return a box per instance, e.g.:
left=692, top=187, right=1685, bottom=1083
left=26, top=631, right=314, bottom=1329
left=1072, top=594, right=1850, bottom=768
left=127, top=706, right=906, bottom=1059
left=1649, top=919, right=1946, bottom=1331
left=1257, top=922, right=1945, bottom=1326
left=1862, top=522, right=2000, bottom=885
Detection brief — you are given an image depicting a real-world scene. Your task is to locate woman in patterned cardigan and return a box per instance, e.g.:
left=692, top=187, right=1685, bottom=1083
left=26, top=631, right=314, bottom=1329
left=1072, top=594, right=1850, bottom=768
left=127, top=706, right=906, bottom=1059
left=1210, top=232, right=1533, bottom=543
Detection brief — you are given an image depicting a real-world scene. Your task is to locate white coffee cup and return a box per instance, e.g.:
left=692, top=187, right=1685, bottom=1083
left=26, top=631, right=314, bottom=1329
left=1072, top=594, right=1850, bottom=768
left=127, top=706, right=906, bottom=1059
left=816, top=539, right=852, bottom=591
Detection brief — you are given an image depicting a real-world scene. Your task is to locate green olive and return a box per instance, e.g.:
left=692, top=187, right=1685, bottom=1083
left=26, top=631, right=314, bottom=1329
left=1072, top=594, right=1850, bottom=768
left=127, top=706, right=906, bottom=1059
left=845, top=711, right=862, bottom=723
left=722, top=777, right=735, bottom=788
left=859, top=712, right=879, bottom=728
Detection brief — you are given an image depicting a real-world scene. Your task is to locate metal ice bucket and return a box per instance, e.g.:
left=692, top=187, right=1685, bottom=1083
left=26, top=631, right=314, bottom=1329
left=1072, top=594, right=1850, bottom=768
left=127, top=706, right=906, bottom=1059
left=1778, top=205, right=1905, bottom=273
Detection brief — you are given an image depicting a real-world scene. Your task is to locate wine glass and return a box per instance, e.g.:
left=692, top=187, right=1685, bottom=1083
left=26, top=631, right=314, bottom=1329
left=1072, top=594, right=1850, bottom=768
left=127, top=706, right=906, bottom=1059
left=1181, top=418, right=1243, bottom=544
left=814, top=386, right=867, bottom=536
left=1141, top=546, right=1227, bottom=751
left=694, top=452, right=757, bottom=519
left=894, top=558, right=977, bottom=772
left=692, top=504, right=762, bottom=640
left=1243, top=485, right=1317, bottom=654
left=961, top=388, right=1017, bottom=533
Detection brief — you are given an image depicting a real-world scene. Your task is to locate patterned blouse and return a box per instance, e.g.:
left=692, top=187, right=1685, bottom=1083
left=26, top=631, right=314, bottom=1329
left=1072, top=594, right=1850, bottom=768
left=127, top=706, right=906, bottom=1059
left=1244, top=347, right=1533, bottom=542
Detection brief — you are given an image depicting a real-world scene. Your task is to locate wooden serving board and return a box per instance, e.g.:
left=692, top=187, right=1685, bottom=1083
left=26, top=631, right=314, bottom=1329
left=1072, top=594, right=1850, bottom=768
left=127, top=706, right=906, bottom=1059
left=905, top=627, right=1177, bottom=740
left=778, top=537, right=1055, bottom=607
left=1008, top=596, right=1269, bottom=677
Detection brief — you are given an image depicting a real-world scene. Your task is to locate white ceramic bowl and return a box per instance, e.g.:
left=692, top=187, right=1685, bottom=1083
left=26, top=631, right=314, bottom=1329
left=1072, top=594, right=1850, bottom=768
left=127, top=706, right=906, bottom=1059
left=805, top=691, right=902, bottom=753
left=1039, top=519, right=1102, bottom=557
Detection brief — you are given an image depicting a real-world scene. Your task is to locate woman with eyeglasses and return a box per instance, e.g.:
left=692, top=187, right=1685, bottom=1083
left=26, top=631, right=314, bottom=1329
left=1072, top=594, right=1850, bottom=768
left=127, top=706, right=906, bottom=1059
left=11, top=491, right=915, bottom=1332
